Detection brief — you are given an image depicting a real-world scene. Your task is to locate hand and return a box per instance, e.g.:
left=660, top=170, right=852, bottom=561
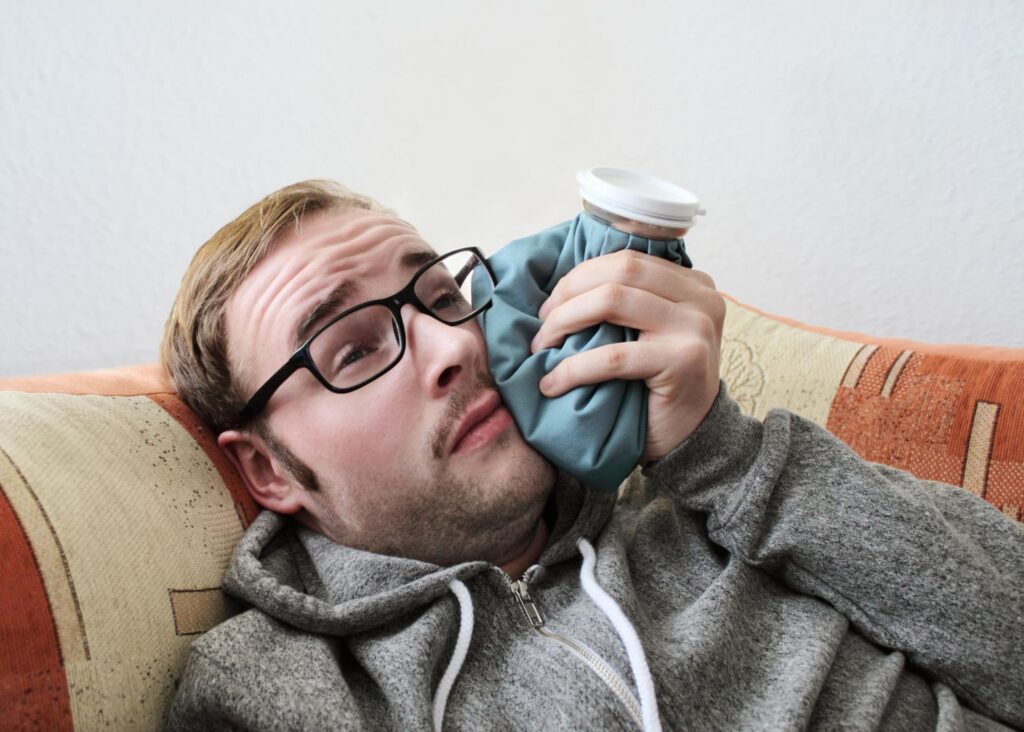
left=529, top=249, right=725, bottom=464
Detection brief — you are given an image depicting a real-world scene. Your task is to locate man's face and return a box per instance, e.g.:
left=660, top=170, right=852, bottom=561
left=223, top=207, right=556, bottom=566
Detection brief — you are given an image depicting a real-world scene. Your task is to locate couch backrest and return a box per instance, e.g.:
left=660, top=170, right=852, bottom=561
left=1, top=300, right=1022, bottom=730
left=720, top=298, right=1024, bottom=521
left=0, top=364, right=259, bottom=730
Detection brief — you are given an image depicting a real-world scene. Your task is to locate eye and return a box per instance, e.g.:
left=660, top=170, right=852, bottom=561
left=431, top=288, right=469, bottom=312
left=337, top=342, right=376, bottom=370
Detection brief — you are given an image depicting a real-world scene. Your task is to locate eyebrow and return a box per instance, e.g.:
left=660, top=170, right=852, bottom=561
left=293, top=249, right=438, bottom=349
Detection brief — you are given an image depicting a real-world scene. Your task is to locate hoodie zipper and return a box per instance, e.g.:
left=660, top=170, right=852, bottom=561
left=506, top=574, right=643, bottom=729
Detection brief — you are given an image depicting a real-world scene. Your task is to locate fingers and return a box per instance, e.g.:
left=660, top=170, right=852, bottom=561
left=530, top=249, right=725, bottom=459
left=532, top=277, right=725, bottom=354
left=539, top=335, right=717, bottom=398
left=539, top=341, right=664, bottom=397
left=538, top=249, right=715, bottom=320
left=531, top=284, right=676, bottom=353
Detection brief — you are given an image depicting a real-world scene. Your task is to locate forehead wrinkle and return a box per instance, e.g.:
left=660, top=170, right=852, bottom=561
left=228, top=210, right=436, bottom=390
left=294, top=279, right=357, bottom=348
left=228, top=255, right=320, bottom=390
left=290, top=243, right=438, bottom=350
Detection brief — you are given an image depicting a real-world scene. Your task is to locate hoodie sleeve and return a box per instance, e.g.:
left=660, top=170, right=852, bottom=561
left=643, top=384, right=1024, bottom=727
left=165, top=641, right=365, bottom=732
left=164, top=611, right=373, bottom=732
left=165, top=648, right=248, bottom=731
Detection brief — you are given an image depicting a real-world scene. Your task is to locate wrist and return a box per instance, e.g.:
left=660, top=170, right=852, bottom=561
left=642, top=382, right=759, bottom=488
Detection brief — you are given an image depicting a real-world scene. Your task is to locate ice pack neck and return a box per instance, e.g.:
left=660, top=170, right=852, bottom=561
left=476, top=212, right=692, bottom=492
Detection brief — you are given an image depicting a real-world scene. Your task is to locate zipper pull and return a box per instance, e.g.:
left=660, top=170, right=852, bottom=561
left=509, top=579, right=545, bottom=629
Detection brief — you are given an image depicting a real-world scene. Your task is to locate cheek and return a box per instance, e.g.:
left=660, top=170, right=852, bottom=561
left=299, top=384, right=422, bottom=476
left=468, top=320, right=487, bottom=352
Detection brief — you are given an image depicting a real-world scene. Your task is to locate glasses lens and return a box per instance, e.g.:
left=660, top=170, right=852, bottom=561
left=308, top=304, right=402, bottom=389
left=413, top=249, right=494, bottom=324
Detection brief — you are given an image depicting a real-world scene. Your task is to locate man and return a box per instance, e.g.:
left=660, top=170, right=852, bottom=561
left=163, top=180, right=1023, bottom=730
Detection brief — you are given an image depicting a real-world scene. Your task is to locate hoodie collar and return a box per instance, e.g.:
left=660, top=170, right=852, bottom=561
left=222, top=471, right=618, bottom=635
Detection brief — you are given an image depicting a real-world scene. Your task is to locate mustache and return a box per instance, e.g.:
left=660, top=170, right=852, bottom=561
left=430, top=370, right=499, bottom=459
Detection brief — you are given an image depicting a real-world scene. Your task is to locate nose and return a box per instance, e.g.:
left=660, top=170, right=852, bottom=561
left=401, top=304, right=483, bottom=399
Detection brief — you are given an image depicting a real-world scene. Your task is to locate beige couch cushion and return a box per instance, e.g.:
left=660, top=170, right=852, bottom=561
left=0, top=366, right=258, bottom=730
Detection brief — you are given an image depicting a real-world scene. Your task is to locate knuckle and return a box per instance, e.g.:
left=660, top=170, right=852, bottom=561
left=606, top=347, right=627, bottom=371
left=693, top=269, right=717, bottom=290
left=618, top=248, right=644, bottom=262
left=707, top=292, right=727, bottom=328
left=694, top=312, right=718, bottom=343
left=618, top=252, right=643, bottom=281
left=677, top=339, right=712, bottom=371
left=600, top=282, right=626, bottom=311
left=681, top=296, right=725, bottom=338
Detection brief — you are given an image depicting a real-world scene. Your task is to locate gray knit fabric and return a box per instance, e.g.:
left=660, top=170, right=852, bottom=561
left=166, top=386, right=1024, bottom=730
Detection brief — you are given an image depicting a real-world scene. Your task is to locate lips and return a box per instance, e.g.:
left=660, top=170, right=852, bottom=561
left=449, top=390, right=507, bottom=455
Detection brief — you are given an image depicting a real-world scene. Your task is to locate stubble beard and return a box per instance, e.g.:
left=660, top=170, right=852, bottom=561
left=406, top=431, right=556, bottom=566
left=301, top=371, right=557, bottom=566
left=394, top=371, right=556, bottom=565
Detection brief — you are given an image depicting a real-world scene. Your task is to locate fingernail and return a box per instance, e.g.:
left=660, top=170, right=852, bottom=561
left=539, top=374, right=553, bottom=393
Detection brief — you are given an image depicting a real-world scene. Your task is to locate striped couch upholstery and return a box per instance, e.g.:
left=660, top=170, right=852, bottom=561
left=1, top=299, right=1022, bottom=730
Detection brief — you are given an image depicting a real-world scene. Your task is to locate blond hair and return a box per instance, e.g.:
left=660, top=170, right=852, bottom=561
left=161, top=179, right=390, bottom=433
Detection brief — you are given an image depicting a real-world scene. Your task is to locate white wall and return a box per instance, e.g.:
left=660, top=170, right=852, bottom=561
left=1, top=0, right=1022, bottom=377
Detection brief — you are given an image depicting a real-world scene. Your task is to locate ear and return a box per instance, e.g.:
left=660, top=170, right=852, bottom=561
left=218, top=429, right=306, bottom=515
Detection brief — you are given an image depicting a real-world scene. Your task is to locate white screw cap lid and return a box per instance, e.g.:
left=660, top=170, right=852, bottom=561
left=577, top=167, right=706, bottom=228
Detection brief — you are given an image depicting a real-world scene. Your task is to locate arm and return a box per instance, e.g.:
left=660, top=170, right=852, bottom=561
left=166, top=642, right=363, bottom=732
left=165, top=617, right=369, bottom=732
left=533, top=249, right=1024, bottom=723
left=644, top=387, right=1024, bottom=727
left=165, top=649, right=246, bottom=731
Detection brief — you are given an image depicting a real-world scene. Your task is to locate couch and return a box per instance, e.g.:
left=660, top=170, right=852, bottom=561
left=1, top=298, right=1022, bottom=730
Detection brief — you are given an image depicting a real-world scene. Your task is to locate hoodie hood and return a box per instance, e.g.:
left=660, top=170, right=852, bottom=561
left=221, top=470, right=619, bottom=637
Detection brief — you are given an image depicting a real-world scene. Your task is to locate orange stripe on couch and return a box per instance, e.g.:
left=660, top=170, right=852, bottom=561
left=0, top=363, right=173, bottom=396
left=827, top=349, right=1024, bottom=522
left=0, top=484, right=72, bottom=732
left=147, top=393, right=260, bottom=528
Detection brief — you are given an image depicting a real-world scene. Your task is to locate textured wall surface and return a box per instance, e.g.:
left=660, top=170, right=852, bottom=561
left=1, top=0, right=1022, bottom=376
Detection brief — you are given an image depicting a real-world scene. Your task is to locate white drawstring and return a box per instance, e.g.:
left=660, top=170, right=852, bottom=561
left=432, top=579, right=474, bottom=732
left=578, top=538, right=663, bottom=732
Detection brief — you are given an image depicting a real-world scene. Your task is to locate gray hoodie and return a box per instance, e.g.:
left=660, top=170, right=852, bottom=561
left=167, top=389, right=1024, bottom=730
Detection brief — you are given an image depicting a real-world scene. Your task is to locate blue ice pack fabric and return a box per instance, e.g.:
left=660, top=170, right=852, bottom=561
left=476, top=212, right=692, bottom=492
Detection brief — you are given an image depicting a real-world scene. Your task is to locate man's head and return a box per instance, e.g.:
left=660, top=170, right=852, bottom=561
left=162, top=180, right=555, bottom=566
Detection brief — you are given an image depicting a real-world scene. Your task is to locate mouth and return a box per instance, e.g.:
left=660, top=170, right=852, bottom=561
left=449, top=390, right=514, bottom=455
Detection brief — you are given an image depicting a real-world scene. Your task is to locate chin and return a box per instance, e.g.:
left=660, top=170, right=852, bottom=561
left=432, top=452, right=556, bottom=566
left=492, top=449, right=557, bottom=526
left=338, top=437, right=556, bottom=566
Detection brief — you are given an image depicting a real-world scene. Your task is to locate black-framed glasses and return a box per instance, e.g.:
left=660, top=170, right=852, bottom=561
left=233, top=246, right=496, bottom=427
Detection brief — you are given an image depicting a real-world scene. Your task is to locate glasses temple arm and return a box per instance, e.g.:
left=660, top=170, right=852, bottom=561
left=232, top=355, right=304, bottom=428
